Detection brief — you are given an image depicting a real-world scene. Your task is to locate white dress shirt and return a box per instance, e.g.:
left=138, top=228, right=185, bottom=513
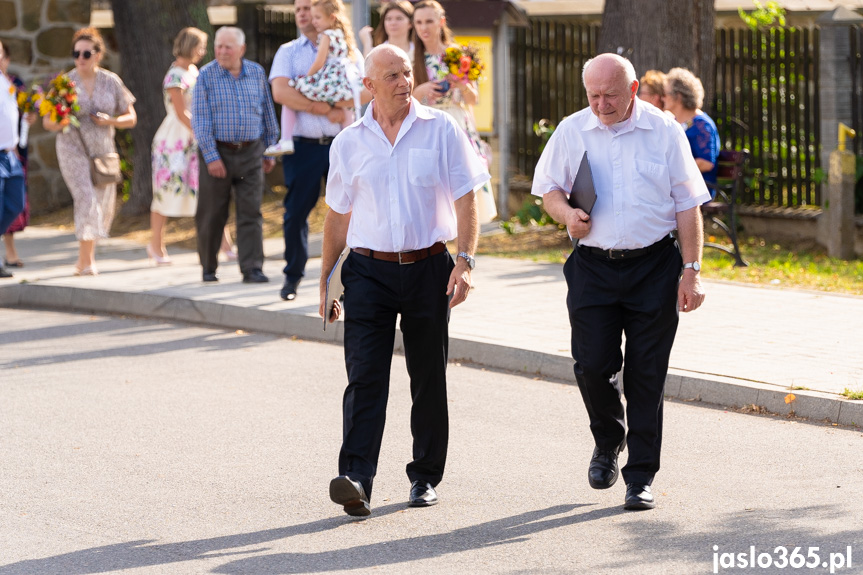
left=269, top=35, right=364, bottom=139
left=326, top=98, right=490, bottom=252
left=531, top=97, right=710, bottom=249
left=0, top=73, right=19, bottom=151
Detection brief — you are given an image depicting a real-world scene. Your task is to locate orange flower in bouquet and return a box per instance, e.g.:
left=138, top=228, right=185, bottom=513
left=38, top=74, right=80, bottom=132
left=442, top=44, right=483, bottom=84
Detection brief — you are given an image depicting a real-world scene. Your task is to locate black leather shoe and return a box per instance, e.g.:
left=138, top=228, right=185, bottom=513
left=280, top=278, right=300, bottom=301
left=202, top=271, right=218, bottom=283
left=242, top=269, right=269, bottom=283
left=0, top=267, right=12, bottom=278
left=624, top=483, right=655, bottom=510
left=329, top=475, right=371, bottom=517
left=588, top=445, right=622, bottom=490
left=408, top=480, right=438, bottom=507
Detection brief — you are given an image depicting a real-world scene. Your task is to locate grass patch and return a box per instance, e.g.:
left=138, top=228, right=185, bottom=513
left=841, top=387, right=863, bottom=400
left=477, top=226, right=863, bottom=295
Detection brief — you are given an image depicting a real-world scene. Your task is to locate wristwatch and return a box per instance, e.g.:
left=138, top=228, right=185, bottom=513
left=457, top=252, right=476, bottom=270
left=682, top=261, right=701, bottom=273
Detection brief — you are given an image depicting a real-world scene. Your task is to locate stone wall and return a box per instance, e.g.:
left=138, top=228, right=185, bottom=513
left=1, top=0, right=91, bottom=214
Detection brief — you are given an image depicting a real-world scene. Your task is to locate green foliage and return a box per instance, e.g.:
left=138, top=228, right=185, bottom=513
left=501, top=197, right=562, bottom=235
left=841, top=387, right=863, bottom=400
left=115, top=130, right=135, bottom=203
left=533, top=119, right=556, bottom=153
left=738, top=1, right=787, bottom=31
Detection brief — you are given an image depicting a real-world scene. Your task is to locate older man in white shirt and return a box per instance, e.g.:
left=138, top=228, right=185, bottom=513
left=0, top=58, right=25, bottom=280
left=532, top=53, right=708, bottom=511
left=319, top=44, right=489, bottom=517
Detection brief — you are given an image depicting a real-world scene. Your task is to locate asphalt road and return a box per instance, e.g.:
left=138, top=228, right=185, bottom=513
left=1, top=308, right=861, bottom=575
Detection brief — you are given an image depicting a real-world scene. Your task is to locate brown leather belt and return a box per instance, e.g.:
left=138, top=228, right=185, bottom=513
left=216, top=140, right=257, bottom=150
left=578, top=235, right=676, bottom=260
left=352, top=242, right=447, bottom=265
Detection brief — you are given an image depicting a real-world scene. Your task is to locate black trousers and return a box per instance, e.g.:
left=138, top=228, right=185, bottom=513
left=565, top=239, right=682, bottom=486
left=338, top=249, right=454, bottom=499
left=195, top=141, right=265, bottom=275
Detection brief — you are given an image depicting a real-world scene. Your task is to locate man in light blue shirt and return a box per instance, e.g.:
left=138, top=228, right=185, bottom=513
left=269, top=0, right=356, bottom=301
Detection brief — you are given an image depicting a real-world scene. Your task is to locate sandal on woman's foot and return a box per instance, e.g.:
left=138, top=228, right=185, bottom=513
left=74, top=265, right=98, bottom=276
left=3, top=259, right=23, bottom=267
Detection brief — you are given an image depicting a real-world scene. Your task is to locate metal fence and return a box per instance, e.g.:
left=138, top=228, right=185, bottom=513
left=509, top=19, right=599, bottom=176
left=714, top=27, right=821, bottom=208
left=509, top=21, right=824, bottom=210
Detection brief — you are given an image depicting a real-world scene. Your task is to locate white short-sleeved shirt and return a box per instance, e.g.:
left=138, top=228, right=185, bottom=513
left=0, top=74, right=19, bottom=151
left=326, top=98, right=490, bottom=252
left=269, top=35, right=363, bottom=139
left=531, top=97, right=710, bottom=250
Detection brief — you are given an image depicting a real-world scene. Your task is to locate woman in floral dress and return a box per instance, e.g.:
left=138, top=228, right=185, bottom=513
left=148, top=27, right=209, bottom=264
left=412, top=0, right=496, bottom=224
left=43, top=27, right=137, bottom=276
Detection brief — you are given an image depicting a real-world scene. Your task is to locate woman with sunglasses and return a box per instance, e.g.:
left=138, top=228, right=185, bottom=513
left=43, top=27, right=137, bottom=276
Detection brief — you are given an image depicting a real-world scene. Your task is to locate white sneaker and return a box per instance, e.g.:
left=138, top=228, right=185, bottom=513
left=264, top=140, right=295, bottom=157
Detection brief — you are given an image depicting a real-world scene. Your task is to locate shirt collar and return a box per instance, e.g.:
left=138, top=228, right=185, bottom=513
left=581, top=96, right=651, bottom=134
left=217, top=59, right=247, bottom=79
left=362, top=98, right=433, bottom=147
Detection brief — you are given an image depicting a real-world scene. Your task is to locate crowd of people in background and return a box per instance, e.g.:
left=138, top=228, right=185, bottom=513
left=1, top=0, right=716, bottom=294
left=0, top=0, right=496, bottom=297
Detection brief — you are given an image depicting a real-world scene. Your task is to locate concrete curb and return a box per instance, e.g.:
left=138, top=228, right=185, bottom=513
left=3, top=282, right=861, bottom=426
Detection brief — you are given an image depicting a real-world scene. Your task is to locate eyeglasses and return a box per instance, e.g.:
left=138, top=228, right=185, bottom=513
left=72, top=50, right=99, bottom=60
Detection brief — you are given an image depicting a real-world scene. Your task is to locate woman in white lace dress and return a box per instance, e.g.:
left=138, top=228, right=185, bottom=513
left=43, top=27, right=137, bottom=276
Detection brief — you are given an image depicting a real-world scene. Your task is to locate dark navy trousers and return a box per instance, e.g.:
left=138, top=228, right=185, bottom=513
left=338, top=249, right=454, bottom=499
left=565, top=239, right=682, bottom=486
left=0, top=151, right=25, bottom=235
left=281, top=138, right=330, bottom=283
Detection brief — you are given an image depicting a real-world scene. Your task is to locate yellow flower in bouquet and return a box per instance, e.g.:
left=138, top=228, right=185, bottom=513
left=442, top=44, right=484, bottom=84
left=38, top=74, right=80, bottom=131
left=16, top=85, right=41, bottom=114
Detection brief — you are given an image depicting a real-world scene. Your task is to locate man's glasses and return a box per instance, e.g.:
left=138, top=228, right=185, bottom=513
left=72, top=50, right=98, bottom=60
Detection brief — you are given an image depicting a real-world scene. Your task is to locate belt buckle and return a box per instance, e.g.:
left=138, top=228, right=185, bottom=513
left=607, top=249, right=618, bottom=260
left=398, top=251, right=414, bottom=265
left=319, top=136, right=332, bottom=145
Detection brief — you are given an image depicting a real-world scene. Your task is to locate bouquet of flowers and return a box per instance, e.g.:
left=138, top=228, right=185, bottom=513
left=38, top=74, right=80, bottom=132
left=15, top=84, right=42, bottom=148
left=442, top=44, right=484, bottom=86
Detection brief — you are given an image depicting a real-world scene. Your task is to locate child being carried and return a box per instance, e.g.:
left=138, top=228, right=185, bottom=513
left=265, top=0, right=361, bottom=157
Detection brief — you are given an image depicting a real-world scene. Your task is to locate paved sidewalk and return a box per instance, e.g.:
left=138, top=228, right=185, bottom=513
left=1, top=226, right=861, bottom=424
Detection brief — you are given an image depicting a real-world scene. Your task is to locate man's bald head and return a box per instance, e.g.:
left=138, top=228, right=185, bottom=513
left=365, top=44, right=412, bottom=81
left=582, top=53, right=636, bottom=87
left=363, top=44, right=414, bottom=111
left=581, top=53, right=638, bottom=126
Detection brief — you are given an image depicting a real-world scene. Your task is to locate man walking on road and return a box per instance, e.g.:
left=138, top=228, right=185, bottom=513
left=192, top=27, right=278, bottom=284
left=532, top=53, right=709, bottom=510
left=269, top=0, right=356, bottom=301
left=319, top=45, right=489, bottom=517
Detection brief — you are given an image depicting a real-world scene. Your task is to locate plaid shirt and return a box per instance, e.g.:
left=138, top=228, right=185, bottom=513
left=192, top=59, right=279, bottom=164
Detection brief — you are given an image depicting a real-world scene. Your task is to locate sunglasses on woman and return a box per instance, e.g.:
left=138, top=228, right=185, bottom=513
left=72, top=49, right=99, bottom=60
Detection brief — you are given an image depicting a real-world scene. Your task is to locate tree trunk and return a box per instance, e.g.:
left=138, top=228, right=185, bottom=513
left=599, top=0, right=716, bottom=115
left=109, top=0, right=213, bottom=216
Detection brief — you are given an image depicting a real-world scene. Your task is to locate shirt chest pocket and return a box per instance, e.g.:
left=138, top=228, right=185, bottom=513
left=633, top=158, right=670, bottom=206
left=408, top=148, right=442, bottom=188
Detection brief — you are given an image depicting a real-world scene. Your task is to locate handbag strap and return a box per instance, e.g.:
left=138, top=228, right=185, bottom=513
left=73, top=126, right=94, bottom=159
